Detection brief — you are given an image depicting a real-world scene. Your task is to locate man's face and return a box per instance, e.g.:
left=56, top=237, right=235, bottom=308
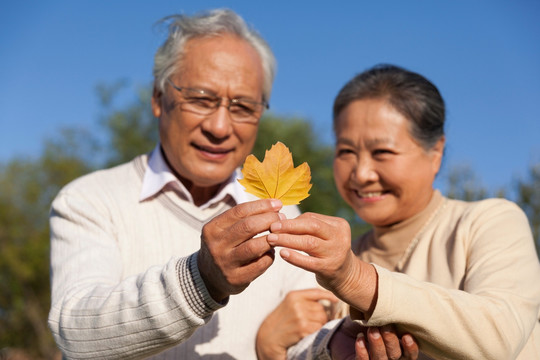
left=152, top=34, right=264, bottom=195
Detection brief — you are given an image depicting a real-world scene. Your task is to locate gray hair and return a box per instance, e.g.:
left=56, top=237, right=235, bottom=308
left=153, top=9, right=276, bottom=103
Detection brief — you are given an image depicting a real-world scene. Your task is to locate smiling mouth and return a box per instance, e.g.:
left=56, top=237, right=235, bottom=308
left=354, top=191, right=387, bottom=199
left=193, top=143, right=233, bottom=155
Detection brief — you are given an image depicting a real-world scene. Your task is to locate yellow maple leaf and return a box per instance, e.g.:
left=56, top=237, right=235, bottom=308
left=238, top=142, right=312, bottom=205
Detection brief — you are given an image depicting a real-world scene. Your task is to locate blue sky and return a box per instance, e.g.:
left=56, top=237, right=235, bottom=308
left=1, top=1, right=539, bottom=195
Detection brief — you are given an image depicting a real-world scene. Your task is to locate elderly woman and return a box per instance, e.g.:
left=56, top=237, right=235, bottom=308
left=267, top=64, right=540, bottom=359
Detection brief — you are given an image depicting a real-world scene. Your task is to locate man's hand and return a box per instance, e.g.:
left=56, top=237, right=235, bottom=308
left=331, top=317, right=419, bottom=360
left=198, top=199, right=284, bottom=302
left=256, top=288, right=339, bottom=360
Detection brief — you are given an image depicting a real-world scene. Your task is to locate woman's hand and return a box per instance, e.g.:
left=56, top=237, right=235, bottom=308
left=267, top=212, right=378, bottom=315
left=332, top=317, right=419, bottom=360
left=256, top=288, right=338, bottom=360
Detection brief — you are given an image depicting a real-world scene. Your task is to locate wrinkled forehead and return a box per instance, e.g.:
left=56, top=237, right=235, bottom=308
left=177, top=35, right=262, bottom=76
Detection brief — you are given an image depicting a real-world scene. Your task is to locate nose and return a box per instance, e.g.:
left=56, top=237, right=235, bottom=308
left=200, top=104, right=234, bottom=140
left=352, top=156, right=378, bottom=184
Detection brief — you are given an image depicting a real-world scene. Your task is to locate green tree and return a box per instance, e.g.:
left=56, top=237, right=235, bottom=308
left=98, top=83, right=158, bottom=167
left=444, top=164, right=490, bottom=201
left=0, top=87, right=120, bottom=357
left=0, top=129, right=94, bottom=358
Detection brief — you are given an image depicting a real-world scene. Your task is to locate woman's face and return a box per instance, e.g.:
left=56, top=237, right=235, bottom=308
left=333, top=98, right=444, bottom=227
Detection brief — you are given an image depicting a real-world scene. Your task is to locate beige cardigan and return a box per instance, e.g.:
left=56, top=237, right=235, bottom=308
left=289, top=191, right=540, bottom=359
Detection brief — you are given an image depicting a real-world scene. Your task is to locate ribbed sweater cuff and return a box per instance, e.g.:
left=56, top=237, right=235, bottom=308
left=176, top=253, right=226, bottom=319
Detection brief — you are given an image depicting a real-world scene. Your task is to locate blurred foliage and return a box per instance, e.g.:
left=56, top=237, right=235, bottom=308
left=99, top=83, right=158, bottom=167
left=445, top=164, right=491, bottom=201
left=0, top=130, right=94, bottom=358
left=0, top=82, right=538, bottom=357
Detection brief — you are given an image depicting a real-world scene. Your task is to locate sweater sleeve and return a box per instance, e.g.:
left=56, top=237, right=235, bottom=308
left=47, top=187, right=224, bottom=359
left=361, top=200, right=540, bottom=360
left=286, top=319, right=342, bottom=359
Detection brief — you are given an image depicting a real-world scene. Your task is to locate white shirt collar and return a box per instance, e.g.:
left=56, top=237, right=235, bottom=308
left=140, top=144, right=252, bottom=209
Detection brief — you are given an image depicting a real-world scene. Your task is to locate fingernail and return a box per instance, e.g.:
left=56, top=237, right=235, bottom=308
left=356, top=332, right=365, bottom=348
left=270, top=222, right=282, bottom=231
left=267, top=233, right=278, bottom=245
left=278, top=212, right=286, bottom=220
left=368, top=327, right=381, bottom=339
left=381, top=325, right=392, bottom=334
left=280, top=248, right=290, bottom=259
left=270, top=199, right=282, bottom=209
left=403, top=334, right=413, bottom=346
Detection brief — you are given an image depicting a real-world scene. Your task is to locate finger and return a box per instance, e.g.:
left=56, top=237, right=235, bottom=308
left=202, top=200, right=284, bottom=251
left=278, top=247, right=322, bottom=273
left=210, top=199, right=282, bottom=232
left=290, top=288, right=340, bottom=303
left=355, top=332, right=369, bottom=360
left=276, top=212, right=351, bottom=240
left=232, top=236, right=274, bottom=265
left=207, top=211, right=283, bottom=252
left=270, top=215, right=337, bottom=240
left=366, top=327, right=388, bottom=360
left=229, top=211, right=286, bottom=244
left=268, top=231, right=324, bottom=255
left=281, top=290, right=332, bottom=324
left=380, top=325, right=402, bottom=360
left=300, top=211, right=350, bottom=228
left=401, top=334, right=419, bottom=360
left=226, top=249, right=275, bottom=294
left=297, top=318, right=330, bottom=337
left=230, top=198, right=283, bottom=220
left=299, top=302, right=332, bottom=324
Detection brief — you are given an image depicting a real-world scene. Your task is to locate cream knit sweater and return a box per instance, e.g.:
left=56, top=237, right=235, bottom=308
left=289, top=191, right=540, bottom=359
left=48, top=154, right=317, bottom=359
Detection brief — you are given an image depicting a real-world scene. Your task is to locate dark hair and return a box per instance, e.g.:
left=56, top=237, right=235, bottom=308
left=333, top=64, right=445, bottom=150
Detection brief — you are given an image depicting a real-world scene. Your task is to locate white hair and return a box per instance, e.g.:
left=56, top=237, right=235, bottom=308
left=153, top=8, right=276, bottom=103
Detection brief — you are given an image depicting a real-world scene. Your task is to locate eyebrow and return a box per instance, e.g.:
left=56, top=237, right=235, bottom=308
left=186, top=86, right=261, bottom=103
left=336, top=137, right=394, bottom=147
left=185, top=87, right=218, bottom=96
left=335, top=137, right=355, bottom=146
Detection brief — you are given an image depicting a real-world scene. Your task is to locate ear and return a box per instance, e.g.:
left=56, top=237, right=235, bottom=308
left=151, top=84, right=163, bottom=118
left=431, top=136, right=445, bottom=174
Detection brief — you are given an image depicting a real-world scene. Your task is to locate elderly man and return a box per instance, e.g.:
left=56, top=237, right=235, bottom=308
left=47, top=9, right=333, bottom=359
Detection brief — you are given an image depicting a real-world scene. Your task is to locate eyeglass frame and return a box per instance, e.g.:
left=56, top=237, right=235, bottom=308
left=166, top=79, right=269, bottom=124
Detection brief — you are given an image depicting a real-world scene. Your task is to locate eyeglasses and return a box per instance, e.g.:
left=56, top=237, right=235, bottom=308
left=167, top=79, right=268, bottom=124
